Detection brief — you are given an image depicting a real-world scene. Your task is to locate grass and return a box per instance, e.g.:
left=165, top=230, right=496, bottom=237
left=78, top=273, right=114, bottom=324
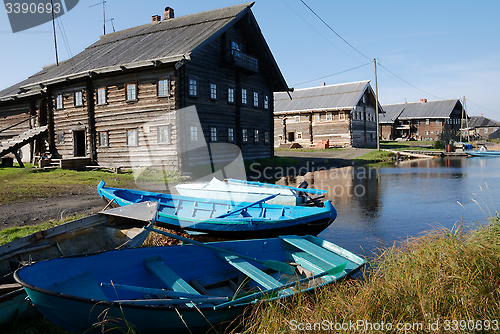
left=354, top=150, right=396, bottom=163
left=244, top=156, right=300, bottom=170
left=0, top=215, right=83, bottom=245
left=0, top=165, right=187, bottom=205
left=380, top=140, right=440, bottom=151
left=240, top=216, right=500, bottom=333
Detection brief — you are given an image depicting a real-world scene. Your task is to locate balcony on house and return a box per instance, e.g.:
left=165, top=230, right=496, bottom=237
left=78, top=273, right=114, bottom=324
left=227, top=50, right=259, bottom=73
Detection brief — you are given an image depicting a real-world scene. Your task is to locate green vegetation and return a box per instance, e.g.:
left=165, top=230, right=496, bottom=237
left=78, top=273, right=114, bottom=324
left=244, top=156, right=300, bottom=170
left=275, top=147, right=344, bottom=152
left=240, top=216, right=500, bottom=333
left=0, top=313, right=70, bottom=334
left=380, top=140, right=441, bottom=151
left=0, top=215, right=82, bottom=246
left=0, top=165, right=186, bottom=205
left=354, top=150, right=396, bottom=163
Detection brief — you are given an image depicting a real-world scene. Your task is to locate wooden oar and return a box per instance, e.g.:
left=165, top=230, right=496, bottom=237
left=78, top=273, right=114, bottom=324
left=216, top=193, right=280, bottom=218
left=213, top=261, right=347, bottom=309
left=100, top=283, right=223, bottom=300
left=145, top=226, right=295, bottom=275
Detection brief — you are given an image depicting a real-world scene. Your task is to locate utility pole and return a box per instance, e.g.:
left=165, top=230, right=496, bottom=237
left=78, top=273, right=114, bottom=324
left=50, top=0, right=59, bottom=66
left=374, top=58, right=380, bottom=151
left=464, top=96, right=470, bottom=142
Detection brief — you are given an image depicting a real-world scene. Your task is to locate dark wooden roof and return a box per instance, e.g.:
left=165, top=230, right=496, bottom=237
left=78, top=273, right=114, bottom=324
left=0, top=2, right=288, bottom=100
left=382, top=99, right=462, bottom=120
left=469, top=116, right=500, bottom=128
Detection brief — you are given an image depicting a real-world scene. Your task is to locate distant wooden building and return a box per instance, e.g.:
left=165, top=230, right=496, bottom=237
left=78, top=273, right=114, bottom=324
left=273, top=81, right=381, bottom=148
left=381, top=99, right=463, bottom=141
left=468, top=115, right=500, bottom=139
left=0, top=2, right=288, bottom=171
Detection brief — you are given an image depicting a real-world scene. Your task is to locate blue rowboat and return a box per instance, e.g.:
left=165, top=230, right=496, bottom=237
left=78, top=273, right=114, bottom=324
left=97, top=181, right=337, bottom=238
left=466, top=150, right=500, bottom=157
left=0, top=201, right=158, bottom=325
left=15, top=233, right=366, bottom=334
left=175, top=177, right=327, bottom=206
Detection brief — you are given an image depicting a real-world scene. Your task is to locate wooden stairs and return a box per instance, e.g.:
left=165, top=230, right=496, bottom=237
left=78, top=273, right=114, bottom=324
left=0, top=126, right=48, bottom=167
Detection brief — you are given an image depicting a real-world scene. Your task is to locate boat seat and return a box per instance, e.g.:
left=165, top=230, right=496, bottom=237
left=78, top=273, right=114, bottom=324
left=144, top=256, right=200, bottom=295
left=280, top=236, right=346, bottom=271
left=144, top=256, right=212, bottom=307
left=218, top=253, right=283, bottom=290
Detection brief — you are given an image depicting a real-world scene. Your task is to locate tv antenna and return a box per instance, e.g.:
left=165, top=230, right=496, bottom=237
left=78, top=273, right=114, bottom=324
left=90, top=1, right=113, bottom=35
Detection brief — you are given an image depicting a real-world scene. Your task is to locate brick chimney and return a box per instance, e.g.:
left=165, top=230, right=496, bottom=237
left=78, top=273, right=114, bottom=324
left=164, top=7, right=174, bottom=20
left=420, top=99, right=427, bottom=103
left=152, top=15, right=161, bottom=22
left=321, top=82, right=326, bottom=86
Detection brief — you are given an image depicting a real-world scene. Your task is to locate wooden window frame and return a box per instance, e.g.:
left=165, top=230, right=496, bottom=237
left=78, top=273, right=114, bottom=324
left=228, top=86, right=235, bottom=104
left=56, top=94, right=63, bottom=109
left=210, top=126, right=217, bottom=142
left=190, top=126, right=198, bottom=142
left=126, top=128, right=139, bottom=147
left=98, top=131, right=109, bottom=148
left=74, top=91, right=83, bottom=107
left=242, top=129, right=248, bottom=142
left=210, top=82, right=217, bottom=101
left=126, top=84, right=138, bottom=102
left=157, top=125, right=171, bottom=145
left=188, top=77, right=198, bottom=97
left=265, top=131, right=270, bottom=144
left=228, top=127, right=235, bottom=142
left=241, top=88, right=247, bottom=105
left=253, top=91, right=259, bottom=108
left=254, top=129, right=259, bottom=143
left=97, top=88, right=107, bottom=105
left=157, top=78, right=170, bottom=97
left=264, top=95, right=269, bottom=109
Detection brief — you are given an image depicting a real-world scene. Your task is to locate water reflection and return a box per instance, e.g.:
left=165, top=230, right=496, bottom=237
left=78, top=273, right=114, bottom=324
left=276, top=157, right=499, bottom=257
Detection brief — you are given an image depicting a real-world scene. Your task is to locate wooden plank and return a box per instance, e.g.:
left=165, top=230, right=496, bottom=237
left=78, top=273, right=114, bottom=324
left=280, top=236, right=346, bottom=269
left=218, top=253, right=283, bottom=290
left=144, top=256, right=199, bottom=295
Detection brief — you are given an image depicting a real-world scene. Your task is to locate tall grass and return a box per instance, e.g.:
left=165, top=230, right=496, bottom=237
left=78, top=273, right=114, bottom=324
left=240, top=216, right=500, bottom=333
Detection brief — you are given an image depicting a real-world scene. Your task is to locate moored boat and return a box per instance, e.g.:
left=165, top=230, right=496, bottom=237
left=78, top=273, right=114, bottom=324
left=97, top=181, right=337, bottom=239
left=466, top=150, right=500, bottom=157
left=0, top=201, right=158, bottom=325
left=15, top=230, right=366, bottom=334
left=175, top=177, right=327, bottom=206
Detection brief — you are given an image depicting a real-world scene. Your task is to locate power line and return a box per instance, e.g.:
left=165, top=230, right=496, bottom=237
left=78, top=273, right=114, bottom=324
left=299, top=0, right=371, bottom=62
left=465, top=98, right=499, bottom=115
left=292, top=62, right=372, bottom=86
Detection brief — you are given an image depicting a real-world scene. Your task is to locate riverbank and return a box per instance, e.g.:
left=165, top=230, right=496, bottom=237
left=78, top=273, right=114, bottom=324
left=240, top=216, right=500, bottom=333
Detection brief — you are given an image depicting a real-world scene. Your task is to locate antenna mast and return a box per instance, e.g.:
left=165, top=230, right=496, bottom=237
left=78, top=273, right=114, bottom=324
left=50, top=0, right=59, bottom=66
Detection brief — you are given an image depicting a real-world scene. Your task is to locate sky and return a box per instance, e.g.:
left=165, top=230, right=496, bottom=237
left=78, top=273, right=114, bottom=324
left=1, top=0, right=499, bottom=119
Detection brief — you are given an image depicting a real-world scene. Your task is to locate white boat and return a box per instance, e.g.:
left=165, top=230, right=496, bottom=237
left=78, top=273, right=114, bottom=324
left=175, top=178, right=327, bottom=206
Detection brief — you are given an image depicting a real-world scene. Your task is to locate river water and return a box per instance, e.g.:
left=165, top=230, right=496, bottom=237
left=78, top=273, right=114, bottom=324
left=276, top=156, right=500, bottom=257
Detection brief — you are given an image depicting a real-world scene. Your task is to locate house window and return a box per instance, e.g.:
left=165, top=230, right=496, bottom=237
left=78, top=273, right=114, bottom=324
left=416, top=120, right=419, bottom=125
left=340, top=113, right=346, bottom=120
left=56, top=94, right=63, bottom=109
left=127, top=129, right=138, bottom=146
left=190, top=126, right=198, bottom=142
left=436, top=130, right=440, bottom=135
left=436, top=119, right=440, bottom=125
left=210, top=127, right=217, bottom=142
left=485, top=128, right=489, bottom=133
left=57, top=133, right=64, bottom=144
left=242, top=129, right=248, bottom=142
left=426, top=119, right=430, bottom=125
left=157, top=125, right=170, bottom=144
left=231, top=40, right=240, bottom=53
left=265, top=131, right=270, bottom=143
left=254, top=129, right=259, bottom=142
left=97, top=88, right=106, bottom=105
left=295, top=116, right=300, bottom=123
left=158, top=78, right=169, bottom=97
left=264, top=95, right=269, bottom=109
left=297, top=132, right=302, bottom=139
left=228, top=86, right=235, bottom=103
left=314, top=114, right=320, bottom=122
left=228, top=127, right=234, bottom=142
left=126, top=84, right=137, bottom=101
left=210, top=83, right=217, bottom=100
left=425, top=130, right=429, bottom=135
left=189, top=77, right=197, bottom=96
left=74, top=91, right=83, bottom=107
left=241, top=88, right=247, bottom=104
left=253, top=91, right=259, bottom=107
left=326, top=113, right=332, bottom=121
left=99, top=131, right=109, bottom=147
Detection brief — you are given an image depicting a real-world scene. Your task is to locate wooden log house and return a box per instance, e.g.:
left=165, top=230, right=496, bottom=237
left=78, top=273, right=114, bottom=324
left=0, top=2, right=288, bottom=172
left=380, top=99, right=464, bottom=141
left=274, top=81, right=381, bottom=148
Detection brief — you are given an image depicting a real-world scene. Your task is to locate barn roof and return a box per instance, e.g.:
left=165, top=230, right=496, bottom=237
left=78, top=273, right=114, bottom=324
left=468, top=116, right=500, bottom=128
left=0, top=2, right=287, bottom=100
left=382, top=99, right=462, bottom=120
left=274, top=80, right=381, bottom=114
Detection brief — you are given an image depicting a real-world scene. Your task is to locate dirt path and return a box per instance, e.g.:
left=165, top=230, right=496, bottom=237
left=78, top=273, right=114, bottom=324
left=0, top=186, right=106, bottom=231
